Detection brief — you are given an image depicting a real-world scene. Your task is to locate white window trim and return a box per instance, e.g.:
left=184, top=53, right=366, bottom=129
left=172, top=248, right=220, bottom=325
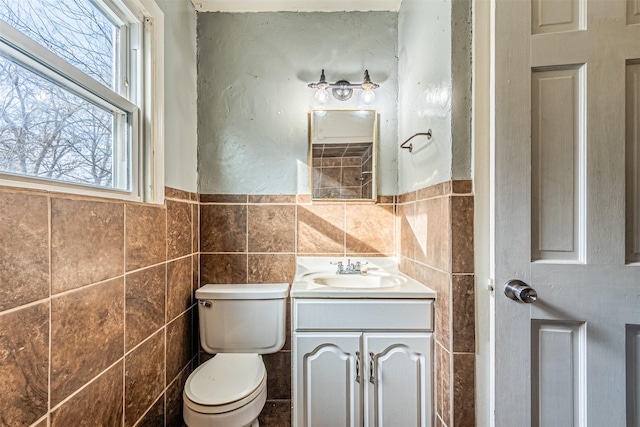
left=0, top=0, right=164, bottom=204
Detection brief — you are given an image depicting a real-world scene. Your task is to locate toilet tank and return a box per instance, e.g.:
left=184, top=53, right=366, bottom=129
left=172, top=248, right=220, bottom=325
left=196, top=283, right=289, bottom=354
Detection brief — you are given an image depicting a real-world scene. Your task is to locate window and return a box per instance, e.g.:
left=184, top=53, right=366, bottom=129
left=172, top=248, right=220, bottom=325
left=0, top=0, right=163, bottom=202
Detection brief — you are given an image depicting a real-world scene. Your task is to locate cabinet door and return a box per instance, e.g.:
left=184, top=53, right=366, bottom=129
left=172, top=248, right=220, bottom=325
left=293, top=332, right=362, bottom=427
left=363, top=333, right=432, bottom=427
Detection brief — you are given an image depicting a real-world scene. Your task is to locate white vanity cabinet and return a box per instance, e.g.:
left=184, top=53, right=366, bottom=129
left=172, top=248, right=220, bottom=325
left=292, top=298, right=434, bottom=427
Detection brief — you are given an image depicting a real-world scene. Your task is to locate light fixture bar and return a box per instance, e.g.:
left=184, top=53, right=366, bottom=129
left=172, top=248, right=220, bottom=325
left=308, top=70, right=380, bottom=104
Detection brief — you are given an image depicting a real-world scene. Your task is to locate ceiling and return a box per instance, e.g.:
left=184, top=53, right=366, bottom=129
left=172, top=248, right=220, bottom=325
left=190, top=0, right=402, bottom=12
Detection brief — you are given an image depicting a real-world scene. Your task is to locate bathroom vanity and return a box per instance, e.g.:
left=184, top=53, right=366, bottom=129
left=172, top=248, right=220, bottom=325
left=291, top=257, right=436, bottom=427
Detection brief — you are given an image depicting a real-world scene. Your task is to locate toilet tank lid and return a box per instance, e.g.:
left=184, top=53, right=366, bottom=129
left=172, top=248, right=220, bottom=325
left=196, top=283, right=289, bottom=300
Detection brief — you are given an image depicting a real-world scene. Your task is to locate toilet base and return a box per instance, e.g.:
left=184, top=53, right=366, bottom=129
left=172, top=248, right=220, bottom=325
left=183, top=382, right=267, bottom=427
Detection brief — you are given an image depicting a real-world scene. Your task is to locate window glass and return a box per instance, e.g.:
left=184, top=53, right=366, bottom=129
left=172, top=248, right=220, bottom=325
left=0, top=55, right=129, bottom=190
left=0, top=0, right=118, bottom=91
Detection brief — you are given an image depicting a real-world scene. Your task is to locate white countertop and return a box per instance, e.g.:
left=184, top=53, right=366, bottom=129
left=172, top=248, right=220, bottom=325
left=291, top=257, right=436, bottom=299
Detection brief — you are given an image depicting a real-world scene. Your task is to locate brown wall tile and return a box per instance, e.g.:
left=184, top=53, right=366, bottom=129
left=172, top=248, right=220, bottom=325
left=453, top=353, right=475, bottom=427
left=417, top=183, right=447, bottom=200
left=263, top=351, right=291, bottom=400
left=167, top=257, right=193, bottom=322
left=249, top=195, right=296, bottom=203
left=126, top=265, right=166, bottom=351
left=452, top=275, right=475, bottom=353
left=125, top=331, right=165, bottom=427
left=297, top=204, right=344, bottom=254
left=199, top=194, right=247, bottom=203
left=452, top=180, right=473, bottom=194
left=51, top=198, right=124, bottom=293
left=248, top=254, right=295, bottom=284
left=167, top=200, right=192, bottom=259
left=415, top=198, right=450, bottom=271
left=51, top=278, right=124, bottom=405
left=200, top=254, right=247, bottom=285
left=166, top=366, right=190, bottom=427
left=193, top=254, right=200, bottom=289
left=345, top=204, right=394, bottom=254
left=32, top=417, right=48, bottom=427
left=51, top=362, right=123, bottom=427
left=398, top=202, right=417, bottom=260
left=126, top=203, right=166, bottom=272
left=136, top=398, right=164, bottom=427
left=192, top=204, right=200, bottom=253
left=166, top=309, right=193, bottom=385
left=435, top=278, right=451, bottom=351
left=451, top=195, right=474, bottom=274
left=0, top=191, right=49, bottom=311
left=377, top=195, right=395, bottom=204
left=259, top=401, right=292, bottom=426
left=441, top=345, right=452, bottom=426
left=248, top=205, right=296, bottom=252
left=200, top=204, right=247, bottom=252
left=165, top=187, right=191, bottom=201
left=435, top=343, right=444, bottom=421
left=398, top=190, right=416, bottom=204
left=0, top=302, right=49, bottom=426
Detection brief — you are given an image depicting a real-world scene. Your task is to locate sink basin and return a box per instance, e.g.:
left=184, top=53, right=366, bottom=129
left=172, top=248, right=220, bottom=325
left=303, top=272, right=406, bottom=289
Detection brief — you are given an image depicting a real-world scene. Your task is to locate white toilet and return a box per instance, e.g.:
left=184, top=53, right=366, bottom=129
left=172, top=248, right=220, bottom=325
left=183, top=283, right=289, bottom=427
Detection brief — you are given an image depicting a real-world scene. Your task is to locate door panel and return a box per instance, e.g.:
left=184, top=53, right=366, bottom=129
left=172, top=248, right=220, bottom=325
left=531, top=0, right=582, bottom=34
left=531, top=321, right=586, bottom=427
left=531, top=66, right=585, bottom=261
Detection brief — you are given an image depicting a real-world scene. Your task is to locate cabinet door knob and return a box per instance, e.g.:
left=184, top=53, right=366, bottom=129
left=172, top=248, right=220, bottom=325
left=355, top=351, right=361, bottom=383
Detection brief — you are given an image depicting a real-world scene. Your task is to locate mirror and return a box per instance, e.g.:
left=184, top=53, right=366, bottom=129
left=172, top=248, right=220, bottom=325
left=309, top=110, right=377, bottom=201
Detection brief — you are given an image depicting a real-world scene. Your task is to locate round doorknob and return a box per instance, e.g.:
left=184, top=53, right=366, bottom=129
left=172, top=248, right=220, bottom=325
left=504, top=280, right=538, bottom=303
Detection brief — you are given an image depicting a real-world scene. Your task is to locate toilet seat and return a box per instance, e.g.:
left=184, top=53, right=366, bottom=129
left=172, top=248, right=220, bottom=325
left=184, top=353, right=266, bottom=414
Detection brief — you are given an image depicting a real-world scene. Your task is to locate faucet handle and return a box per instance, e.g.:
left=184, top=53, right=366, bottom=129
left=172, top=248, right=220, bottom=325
left=330, top=260, right=344, bottom=273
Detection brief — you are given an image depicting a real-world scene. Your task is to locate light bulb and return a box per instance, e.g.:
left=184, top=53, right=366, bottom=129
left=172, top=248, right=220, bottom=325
left=315, top=88, right=329, bottom=103
left=361, top=88, right=375, bottom=104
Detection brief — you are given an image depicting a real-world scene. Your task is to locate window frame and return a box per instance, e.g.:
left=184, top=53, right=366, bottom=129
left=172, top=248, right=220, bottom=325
left=0, top=0, right=164, bottom=203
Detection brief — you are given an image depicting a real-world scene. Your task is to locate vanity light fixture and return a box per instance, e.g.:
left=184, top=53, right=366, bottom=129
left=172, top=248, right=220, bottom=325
left=308, top=70, right=380, bottom=104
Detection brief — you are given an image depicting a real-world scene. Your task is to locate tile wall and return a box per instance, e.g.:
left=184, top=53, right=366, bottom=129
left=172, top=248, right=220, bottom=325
left=198, top=193, right=396, bottom=425
left=1, top=180, right=473, bottom=427
left=198, top=182, right=474, bottom=427
left=397, top=180, right=475, bottom=427
left=0, top=186, right=199, bottom=427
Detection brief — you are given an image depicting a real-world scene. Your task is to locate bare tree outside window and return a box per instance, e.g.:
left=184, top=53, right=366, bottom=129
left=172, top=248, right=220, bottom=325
left=0, top=0, right=129, bottom=190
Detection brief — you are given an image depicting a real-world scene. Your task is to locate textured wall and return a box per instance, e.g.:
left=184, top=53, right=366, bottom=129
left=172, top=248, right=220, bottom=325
left=197, top=12, right=399, bottom=195
left=157, top=0, right=199, bottom=193
left=397, top=0, right=472, bottom=193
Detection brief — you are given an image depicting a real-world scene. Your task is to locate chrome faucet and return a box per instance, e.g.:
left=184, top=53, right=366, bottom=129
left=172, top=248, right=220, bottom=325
left=331, top=259, right=368, bottom=275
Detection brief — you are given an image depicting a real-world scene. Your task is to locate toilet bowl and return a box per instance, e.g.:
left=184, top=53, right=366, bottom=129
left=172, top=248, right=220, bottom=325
left=183, top=354, right=267, bottom=427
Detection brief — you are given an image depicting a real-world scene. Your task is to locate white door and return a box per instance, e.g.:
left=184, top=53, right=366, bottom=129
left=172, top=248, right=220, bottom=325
left=363, top=333, right=432, bottom=427
left=492, top=0, right=640, bottom=425
left=293, top=332, right=362, bottom=427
